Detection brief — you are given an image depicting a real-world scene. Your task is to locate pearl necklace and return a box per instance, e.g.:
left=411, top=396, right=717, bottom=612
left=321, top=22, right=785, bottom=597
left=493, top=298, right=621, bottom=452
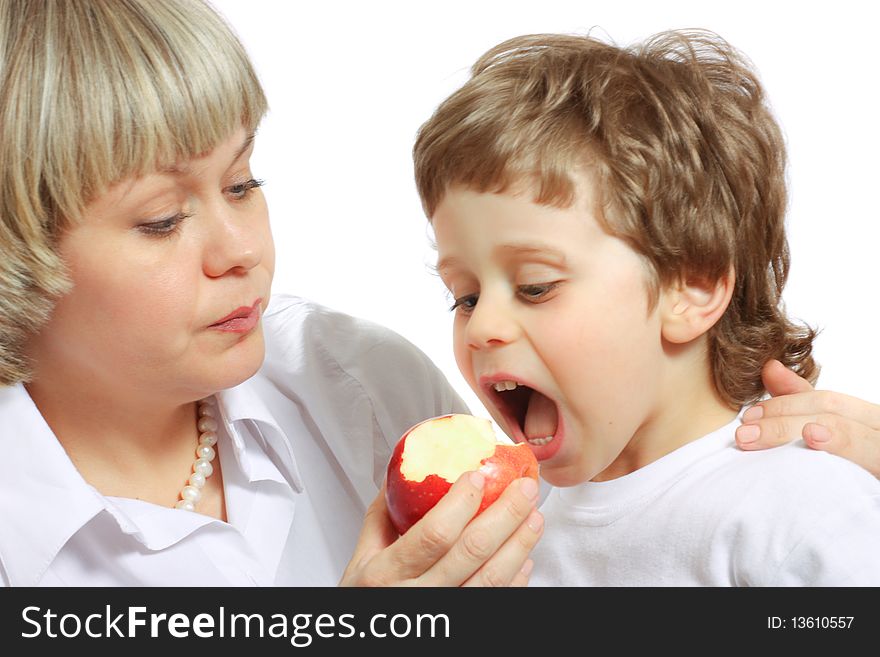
left=174, top=397, right=219, bottom=511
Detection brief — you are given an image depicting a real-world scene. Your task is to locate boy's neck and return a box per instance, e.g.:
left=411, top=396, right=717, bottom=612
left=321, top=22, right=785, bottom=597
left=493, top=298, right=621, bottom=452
left=590, top=345, right=739, bottom=482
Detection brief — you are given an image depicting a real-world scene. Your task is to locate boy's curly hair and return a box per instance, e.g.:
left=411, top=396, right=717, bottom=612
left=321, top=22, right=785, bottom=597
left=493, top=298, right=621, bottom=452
left=413, top=29, right=817, bottom=408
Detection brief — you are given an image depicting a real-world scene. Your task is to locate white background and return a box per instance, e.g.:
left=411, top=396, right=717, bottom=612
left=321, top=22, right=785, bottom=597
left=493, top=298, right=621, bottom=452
left=212, top=0, right=879, bottom=417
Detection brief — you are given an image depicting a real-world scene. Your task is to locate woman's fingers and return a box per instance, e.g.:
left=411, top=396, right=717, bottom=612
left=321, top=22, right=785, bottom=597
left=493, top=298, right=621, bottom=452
left=737, top=412, right=880, bottom=478
left=738, top=389, right=880, bottom=450
left=351, top=470, right=486, bottom=586
left=761, top=358, right=814, bottom=396
left=339, top=483, right=402, bottom=586
left=507, top=559, right=535, bottom=588
left=802, top=420, right=880, bottom=477
left=460, top=509, right=544, bottom=587
left=341, top=471, right=542, bottom=586
left=737, top=359, right=880, bottom=477
left=418, top=477, right=541, bottom=586
left=744, top=390, right=880, bottom=433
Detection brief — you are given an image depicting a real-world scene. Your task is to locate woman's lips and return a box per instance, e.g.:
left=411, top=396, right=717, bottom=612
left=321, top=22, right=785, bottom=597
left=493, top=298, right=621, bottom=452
left=209, top=299, right=262, bottom=333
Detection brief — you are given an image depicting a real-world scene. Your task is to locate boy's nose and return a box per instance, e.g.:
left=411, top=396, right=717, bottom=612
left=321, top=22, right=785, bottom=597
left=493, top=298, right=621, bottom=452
left=464, top=297, right=520, bottom=350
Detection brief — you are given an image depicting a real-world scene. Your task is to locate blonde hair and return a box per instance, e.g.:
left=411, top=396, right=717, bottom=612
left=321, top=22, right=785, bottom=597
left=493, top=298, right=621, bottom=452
left=414, top=30, right=817, bottom=408
left=0, top=0, right=267, bottom=385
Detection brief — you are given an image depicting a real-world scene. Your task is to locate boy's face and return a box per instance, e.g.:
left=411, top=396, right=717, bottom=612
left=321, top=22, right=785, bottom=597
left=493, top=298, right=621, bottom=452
left=432, top=173, right=669, bottom=487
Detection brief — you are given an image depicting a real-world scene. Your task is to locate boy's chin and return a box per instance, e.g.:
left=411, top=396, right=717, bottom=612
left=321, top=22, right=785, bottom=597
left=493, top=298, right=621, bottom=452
left=540, top=453, right=620, bottom=487
left=540, top=464, right=596, bottom=488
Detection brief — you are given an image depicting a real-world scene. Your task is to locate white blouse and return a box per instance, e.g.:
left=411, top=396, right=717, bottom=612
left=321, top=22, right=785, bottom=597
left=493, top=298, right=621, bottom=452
left=0, top=294, right=467, bottom=586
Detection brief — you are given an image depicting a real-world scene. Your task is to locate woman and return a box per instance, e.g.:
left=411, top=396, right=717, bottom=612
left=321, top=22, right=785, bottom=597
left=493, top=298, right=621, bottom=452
left=0, top=0, right=875, bottom=587
left=0, top=0, right=542, bottom=586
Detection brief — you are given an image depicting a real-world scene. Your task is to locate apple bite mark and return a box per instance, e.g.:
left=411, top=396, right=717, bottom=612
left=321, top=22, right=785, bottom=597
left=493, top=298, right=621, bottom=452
left=399, top=415, right=496, bottom=483
left=385, top=414, right=539, bottom=535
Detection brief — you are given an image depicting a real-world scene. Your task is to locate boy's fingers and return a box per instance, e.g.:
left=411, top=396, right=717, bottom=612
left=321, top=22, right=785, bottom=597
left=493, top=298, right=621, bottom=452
left=802, top=422, right=880, bottom=479
left=744, top=391, right=880, bottom=431
left=761, top=359, right=814, bottom=397
left=418, top=477, right=540, bottom=586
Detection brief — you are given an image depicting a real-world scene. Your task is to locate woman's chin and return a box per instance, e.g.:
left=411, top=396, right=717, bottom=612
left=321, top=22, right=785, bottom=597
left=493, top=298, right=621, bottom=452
left=208, top=330, right=267, bottom=390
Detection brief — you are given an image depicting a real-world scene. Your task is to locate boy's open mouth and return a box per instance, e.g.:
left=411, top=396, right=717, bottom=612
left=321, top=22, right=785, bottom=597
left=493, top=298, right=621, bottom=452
left=487, top=379, right=560, bottom=448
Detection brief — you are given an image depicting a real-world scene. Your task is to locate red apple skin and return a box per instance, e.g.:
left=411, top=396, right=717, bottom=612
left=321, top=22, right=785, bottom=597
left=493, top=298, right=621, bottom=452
left=385, top=416, right=539, bottom=535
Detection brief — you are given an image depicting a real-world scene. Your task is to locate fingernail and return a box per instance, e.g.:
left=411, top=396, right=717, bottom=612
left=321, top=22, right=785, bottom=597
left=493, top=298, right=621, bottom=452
left=469, top=471, right=485, bottom=490
left=520, top=559, right=535, bottom=577
left=805, top=423, right=831, bottom=444
left=519, top=477, right=539, bottom=500
left=742, top=405, right=764, bottom=422
left=736, top=424, right=760, bottom=444
left=527, top=510, right=544, bottom=533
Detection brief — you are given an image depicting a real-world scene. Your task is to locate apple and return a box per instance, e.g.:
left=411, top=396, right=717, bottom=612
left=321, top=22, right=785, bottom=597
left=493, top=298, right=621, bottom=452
left=385, top=414, right=539, bottom=535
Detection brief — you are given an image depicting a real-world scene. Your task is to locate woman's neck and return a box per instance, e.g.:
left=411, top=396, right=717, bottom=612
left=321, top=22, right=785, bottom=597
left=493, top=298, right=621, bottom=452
left=24, top=376, right=215, bottom=510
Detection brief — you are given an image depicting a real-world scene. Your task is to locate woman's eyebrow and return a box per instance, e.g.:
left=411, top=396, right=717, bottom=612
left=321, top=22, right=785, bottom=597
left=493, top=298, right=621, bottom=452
left=232, top=133, right=256, bottom=163
left=161, top=133, right=256, bottom=174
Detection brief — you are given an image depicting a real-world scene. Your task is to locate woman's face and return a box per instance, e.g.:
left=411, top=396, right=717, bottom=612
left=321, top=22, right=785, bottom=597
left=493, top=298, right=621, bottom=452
left=29, top=127, right=275, bottom=401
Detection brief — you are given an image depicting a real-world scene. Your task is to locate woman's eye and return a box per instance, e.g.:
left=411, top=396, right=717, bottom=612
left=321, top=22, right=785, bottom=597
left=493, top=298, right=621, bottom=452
left=518, top=282, right=560, bottom=301
left=137, top=212, right=191, bottom=238
left=227, top=178, right=265, bottom=200
left=449, top=294, right=479, bottom=313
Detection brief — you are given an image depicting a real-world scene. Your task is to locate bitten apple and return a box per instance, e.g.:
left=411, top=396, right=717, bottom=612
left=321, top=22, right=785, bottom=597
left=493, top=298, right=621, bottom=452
left=385, top=414, right=539, bottom=535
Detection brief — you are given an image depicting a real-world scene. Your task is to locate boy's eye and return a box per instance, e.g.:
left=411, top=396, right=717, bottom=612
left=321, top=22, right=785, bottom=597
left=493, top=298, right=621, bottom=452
left=518, top=282, right=560, bottom=301
left=227, top=178, right=265, bottom=200
left=449, top=293, right=479, bottom=313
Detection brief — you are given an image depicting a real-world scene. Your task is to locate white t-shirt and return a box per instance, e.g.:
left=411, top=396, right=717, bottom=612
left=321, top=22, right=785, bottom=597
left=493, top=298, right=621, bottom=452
left=0, top=294, right=467, bottom=586
left=532, top=415, right=880, bottom=586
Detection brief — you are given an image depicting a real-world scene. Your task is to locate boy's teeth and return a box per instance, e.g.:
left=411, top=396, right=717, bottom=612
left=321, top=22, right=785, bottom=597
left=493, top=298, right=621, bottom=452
left=493, top=380, right=520, bottom=392
left=527, top=436, right=554, bottom=446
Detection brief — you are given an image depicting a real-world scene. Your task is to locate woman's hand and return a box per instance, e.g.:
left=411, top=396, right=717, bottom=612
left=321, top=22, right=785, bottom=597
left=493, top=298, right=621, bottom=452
left=735, top=359, right=880, bottom=477
left=339, top=472, right=543, bottom=587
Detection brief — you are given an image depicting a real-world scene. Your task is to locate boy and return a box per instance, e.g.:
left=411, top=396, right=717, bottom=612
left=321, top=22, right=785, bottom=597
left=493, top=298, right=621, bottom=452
left=413, top=30, right=880, bottom=585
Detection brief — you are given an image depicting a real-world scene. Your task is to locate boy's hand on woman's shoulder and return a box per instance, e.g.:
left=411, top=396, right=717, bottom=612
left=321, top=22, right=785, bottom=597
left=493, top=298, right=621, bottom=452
left=735, top=359, right=880, bottom=477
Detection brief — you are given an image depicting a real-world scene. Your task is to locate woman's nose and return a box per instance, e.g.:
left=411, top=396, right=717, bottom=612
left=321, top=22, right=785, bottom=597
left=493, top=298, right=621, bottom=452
left=201, top=200, right=266, bottom=278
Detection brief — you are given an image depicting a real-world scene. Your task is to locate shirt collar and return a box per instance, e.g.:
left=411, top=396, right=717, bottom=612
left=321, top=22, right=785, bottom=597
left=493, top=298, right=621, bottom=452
left=0, top=378, right=303, bottom=585
left=217, top=378, right=304, bottom=494
left=0, top=384, right=109, bottom=586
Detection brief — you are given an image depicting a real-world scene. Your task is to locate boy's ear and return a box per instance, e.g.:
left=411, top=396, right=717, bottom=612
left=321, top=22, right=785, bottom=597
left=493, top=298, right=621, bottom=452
left=660, top=269, right=735, bottom=344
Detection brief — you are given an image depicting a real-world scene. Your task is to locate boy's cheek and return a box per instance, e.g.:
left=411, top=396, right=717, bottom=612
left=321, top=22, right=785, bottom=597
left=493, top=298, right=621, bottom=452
left=451, top=324, right=471, bottom=373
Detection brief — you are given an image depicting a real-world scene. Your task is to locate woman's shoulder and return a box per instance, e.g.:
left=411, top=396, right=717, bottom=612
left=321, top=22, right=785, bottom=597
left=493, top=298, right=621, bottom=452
left=259, top=292, right=466, bottom=417
left=261, top=293, right=442, bottom=380
left=255, top=294, right=468, bottom=489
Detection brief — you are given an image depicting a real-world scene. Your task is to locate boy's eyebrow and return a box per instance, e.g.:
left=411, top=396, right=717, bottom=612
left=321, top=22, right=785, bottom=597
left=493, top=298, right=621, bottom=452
left=436, top=244, right=568, bottom=274
left=436, top=256, right=460, bottom=274
left=497, top=243, right=568, bottom=266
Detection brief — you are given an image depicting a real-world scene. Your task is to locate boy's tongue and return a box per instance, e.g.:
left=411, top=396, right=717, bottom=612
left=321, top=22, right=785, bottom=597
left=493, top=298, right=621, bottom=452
left=524, top=390, right=558, bottom=439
